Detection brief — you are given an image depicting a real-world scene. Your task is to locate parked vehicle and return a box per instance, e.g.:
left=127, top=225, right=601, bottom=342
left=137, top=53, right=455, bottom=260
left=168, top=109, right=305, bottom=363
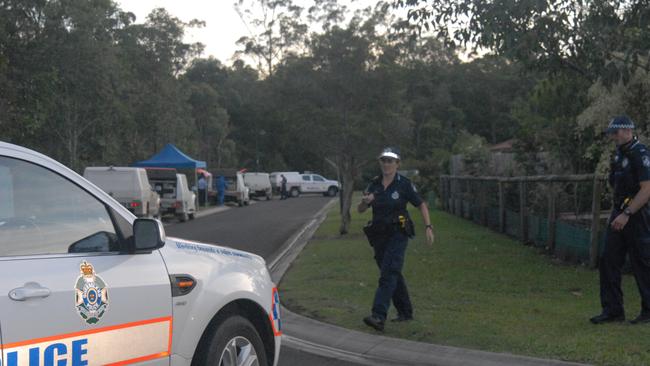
left=212, top=169, right=250, bottom=206
left=298, top=173, right=340, bottom=197
left=0, top=141, right=282, bottom=366
left=244, top=172, right=272, bottom=200
left=83, top=167, right=160, bottom=217
left=269, top=172, right=301, bottom=197
left=270, top=171, right=339, bottom=197
left=146, top=168, right=197, bottom=222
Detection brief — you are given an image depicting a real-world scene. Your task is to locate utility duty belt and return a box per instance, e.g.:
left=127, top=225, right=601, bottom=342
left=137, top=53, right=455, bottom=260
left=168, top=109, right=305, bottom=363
left=363, top=214, right=415, bottom=243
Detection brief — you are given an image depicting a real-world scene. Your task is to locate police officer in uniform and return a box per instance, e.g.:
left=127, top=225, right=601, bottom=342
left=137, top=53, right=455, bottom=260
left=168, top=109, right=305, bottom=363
left=591, top=116, right=650, bottom=325
left=358, top=147, right=435, bottom=331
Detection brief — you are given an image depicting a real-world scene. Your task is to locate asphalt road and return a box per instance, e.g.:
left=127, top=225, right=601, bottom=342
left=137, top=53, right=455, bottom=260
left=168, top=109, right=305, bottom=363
left=165, top=195, right=362, bottom=366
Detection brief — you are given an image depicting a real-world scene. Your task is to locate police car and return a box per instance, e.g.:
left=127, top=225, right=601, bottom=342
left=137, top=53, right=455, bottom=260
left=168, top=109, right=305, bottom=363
left=0, top=142, right=281, bottom=366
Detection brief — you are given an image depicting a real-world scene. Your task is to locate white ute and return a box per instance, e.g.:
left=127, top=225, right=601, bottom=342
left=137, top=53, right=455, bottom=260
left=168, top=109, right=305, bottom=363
left=0, top=141, right=281, bottom=366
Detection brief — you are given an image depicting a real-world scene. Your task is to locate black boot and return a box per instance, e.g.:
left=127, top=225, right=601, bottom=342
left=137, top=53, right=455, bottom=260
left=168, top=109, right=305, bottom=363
left=363, top=315, right=385, bottom=331
left=390, top=314, right=413, bottom=322
left=589, top=313, right=625, bottom=324
left=630, top=313, right=650, bottom=324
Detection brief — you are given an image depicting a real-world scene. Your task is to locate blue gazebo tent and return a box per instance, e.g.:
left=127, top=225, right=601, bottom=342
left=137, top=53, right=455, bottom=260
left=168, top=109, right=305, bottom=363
left=133, top=143, right=206, bottom=169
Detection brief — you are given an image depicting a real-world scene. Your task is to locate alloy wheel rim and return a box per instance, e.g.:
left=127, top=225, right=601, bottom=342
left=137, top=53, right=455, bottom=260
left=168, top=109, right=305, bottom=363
left=218, top=336, right=259, bottom=366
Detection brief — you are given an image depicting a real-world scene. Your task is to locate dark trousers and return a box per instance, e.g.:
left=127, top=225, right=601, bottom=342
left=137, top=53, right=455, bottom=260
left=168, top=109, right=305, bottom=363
left=370, top=231, right=413, bottom=321
left=280, top=184, right=288, bottom=199
left=600, top=209, right=650, bottom=316
left=198, top=189, right=206, bottom=206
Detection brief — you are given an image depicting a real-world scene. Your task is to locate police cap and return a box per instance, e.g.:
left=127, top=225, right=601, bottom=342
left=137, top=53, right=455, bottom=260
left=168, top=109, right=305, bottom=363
left=379, top=147, right=401, bottom=160
left=606, top=115, right=635, bottom=134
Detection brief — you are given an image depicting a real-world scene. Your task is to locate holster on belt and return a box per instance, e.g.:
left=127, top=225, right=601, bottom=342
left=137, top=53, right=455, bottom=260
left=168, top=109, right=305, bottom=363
left=363, top=221, right=394, bottom=245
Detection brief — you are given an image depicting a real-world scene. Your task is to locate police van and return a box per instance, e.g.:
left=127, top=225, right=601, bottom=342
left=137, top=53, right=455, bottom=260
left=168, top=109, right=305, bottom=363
left=0, top=142, right=281, bottom=366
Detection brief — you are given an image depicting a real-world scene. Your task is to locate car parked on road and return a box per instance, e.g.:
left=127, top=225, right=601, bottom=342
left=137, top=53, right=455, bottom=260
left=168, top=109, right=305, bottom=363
left=83, top=166, right=160, bottom=218
left=298, top=173, right=340, bottom=197
left=0, top=141, right=282, bottom=366
left=244, top=172, right=272, bottom=200
left=146, top=168, right=197, bottom=222
left=212, top=169, right=250, bottom=207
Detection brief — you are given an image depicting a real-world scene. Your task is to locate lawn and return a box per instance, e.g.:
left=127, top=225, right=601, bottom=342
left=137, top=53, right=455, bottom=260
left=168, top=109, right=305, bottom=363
left=279, top=195, right=650, bottom=366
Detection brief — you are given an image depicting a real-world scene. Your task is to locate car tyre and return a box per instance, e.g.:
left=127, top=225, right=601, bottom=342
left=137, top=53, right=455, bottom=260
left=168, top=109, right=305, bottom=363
left=290, top=188, right=299, bottom=198
left=179, top=212, right=188, bottom=222
left=197, top=315, right=268, bottom=366
left=327, top=187, right=338, bottom=197
left=189, top=213, right=195, bottom=220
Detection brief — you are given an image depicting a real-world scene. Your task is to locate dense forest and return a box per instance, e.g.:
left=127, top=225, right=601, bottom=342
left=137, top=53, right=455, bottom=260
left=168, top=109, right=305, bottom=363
left=2, top=0, right=650, bottom=231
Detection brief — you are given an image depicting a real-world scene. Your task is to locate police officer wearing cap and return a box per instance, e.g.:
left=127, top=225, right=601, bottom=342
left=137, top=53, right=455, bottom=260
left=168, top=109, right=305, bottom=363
left=591, top=116, right=650, bottom=325
left=358, top=147, right=435, bottom=331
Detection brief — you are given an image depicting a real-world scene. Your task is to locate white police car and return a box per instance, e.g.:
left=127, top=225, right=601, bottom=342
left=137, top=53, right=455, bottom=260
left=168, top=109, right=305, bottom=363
left=0, top=142, right=281, bottom=366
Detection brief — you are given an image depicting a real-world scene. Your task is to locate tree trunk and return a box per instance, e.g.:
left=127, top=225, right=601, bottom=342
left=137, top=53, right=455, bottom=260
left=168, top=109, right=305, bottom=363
left=339, top=159, right=355, bottom=235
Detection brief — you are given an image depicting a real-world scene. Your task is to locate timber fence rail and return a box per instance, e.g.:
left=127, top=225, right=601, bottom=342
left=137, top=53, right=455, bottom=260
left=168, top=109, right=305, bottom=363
left=439, top=174, right=610, bottom=267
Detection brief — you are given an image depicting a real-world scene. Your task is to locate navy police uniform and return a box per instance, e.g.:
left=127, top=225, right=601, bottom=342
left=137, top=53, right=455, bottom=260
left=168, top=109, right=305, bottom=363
left=600, top=136, right=650, bottom=319
left=365, top=173, right=423, bottom=322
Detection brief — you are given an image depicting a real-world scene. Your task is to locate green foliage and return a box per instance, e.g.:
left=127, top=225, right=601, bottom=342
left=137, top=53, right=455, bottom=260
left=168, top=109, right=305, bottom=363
left=396, top=0, right=650, bottom=85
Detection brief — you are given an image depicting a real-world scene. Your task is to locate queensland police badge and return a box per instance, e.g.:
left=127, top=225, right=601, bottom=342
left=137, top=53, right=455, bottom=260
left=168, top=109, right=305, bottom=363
left=75, top=261, right=109, bottom=324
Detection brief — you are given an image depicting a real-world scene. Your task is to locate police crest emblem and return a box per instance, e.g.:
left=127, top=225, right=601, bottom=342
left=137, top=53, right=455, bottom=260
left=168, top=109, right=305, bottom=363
left=622, top=158, right=629, bottom=168
left=75, top=261, right=109, bottom=324
left=391, top=191, right=400, bottom=200
left=643, top=156, right=650, bottom=168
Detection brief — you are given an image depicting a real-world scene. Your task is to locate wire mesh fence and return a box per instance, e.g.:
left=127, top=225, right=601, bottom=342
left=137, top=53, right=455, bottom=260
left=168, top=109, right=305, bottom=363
left=439, top=175, right=610, bottom=266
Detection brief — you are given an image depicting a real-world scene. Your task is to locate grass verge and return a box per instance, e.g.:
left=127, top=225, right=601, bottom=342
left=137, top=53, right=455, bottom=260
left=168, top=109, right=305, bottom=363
left=280, top=195, right=650, bottom=366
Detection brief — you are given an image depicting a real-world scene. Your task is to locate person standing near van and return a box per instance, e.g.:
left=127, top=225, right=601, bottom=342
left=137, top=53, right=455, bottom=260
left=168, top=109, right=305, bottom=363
left=358, top=147, right=435, bottom=331
left=197, top=174, right=207, bottom=207
left=217, top=175, right=226, bottom=206
left=280, top=174, right=288, bottom=200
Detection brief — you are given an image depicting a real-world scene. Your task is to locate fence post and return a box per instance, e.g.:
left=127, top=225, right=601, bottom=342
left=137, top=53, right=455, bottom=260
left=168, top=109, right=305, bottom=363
left=454, top=178, right=462, bottom=216
left=589, top=177, right=602, bottom=268
left=498, top=180, right=505, bottom=233
left=547, top=183, right=557, bottom=253
left=519, top=181, right=528, bottom=243
left=480, top=180, right=488, bottom=226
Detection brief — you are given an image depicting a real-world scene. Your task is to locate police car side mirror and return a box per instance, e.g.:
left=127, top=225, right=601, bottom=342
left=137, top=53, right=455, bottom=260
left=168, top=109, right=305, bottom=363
left=133, top=218, right=166, bottom=253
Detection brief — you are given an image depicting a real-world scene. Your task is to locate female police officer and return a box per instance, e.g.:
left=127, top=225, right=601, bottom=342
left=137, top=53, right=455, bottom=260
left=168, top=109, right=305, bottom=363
left=357, top=147, right=435, bottom=331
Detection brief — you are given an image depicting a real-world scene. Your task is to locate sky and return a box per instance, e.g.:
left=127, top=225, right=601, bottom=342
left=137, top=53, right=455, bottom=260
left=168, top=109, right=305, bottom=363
left=116, top=0, right=380, bottom=66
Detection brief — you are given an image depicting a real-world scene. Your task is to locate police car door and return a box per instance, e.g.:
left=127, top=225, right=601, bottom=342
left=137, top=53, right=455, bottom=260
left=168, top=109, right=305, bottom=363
left=312, top=175, right=327, bottom=192
left=301, top=174, right=313, bottom=192
left=0, top=154, right=172, bottom=366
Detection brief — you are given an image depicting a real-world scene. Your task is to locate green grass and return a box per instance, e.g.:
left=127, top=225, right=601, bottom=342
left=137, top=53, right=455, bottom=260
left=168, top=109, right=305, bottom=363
left=280, top=194, right=650, bottom=366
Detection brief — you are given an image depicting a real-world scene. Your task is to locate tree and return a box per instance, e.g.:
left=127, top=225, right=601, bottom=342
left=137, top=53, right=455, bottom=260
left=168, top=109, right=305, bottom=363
left=234, top=0, right=308, bottom=77
left=395, top=0, right=650, bottom=85
left=271, top=10, right=411, bottom=233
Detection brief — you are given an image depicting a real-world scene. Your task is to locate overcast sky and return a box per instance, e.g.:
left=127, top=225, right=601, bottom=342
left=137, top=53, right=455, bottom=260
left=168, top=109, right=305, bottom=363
left=115, top=0, right=380, bottom=65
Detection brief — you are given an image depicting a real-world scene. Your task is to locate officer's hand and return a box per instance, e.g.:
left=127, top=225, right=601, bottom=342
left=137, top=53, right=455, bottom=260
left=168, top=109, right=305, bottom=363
left=362, top=193, right=375, bottom=205
left=425, top=227, right=435, bottom=246
left=611, top=213, right=630, bottom=231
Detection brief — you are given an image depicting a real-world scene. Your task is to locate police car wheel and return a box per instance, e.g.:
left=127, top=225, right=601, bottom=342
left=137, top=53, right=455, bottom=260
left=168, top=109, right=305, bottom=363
left=290, top=188, right=299, bottom=197
left=327, top=187, right=337, bottom=197
left=202, top=315, right=268, bottom=366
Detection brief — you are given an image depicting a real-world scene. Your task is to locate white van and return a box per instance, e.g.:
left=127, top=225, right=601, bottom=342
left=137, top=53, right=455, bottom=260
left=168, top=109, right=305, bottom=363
left=269, top=171, right=301, bottom=197
left=146, top=168, right=196, bottom=222
left=83, top=167, right=160, bottom=217
left=243, top=172, right=272, bottom=200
